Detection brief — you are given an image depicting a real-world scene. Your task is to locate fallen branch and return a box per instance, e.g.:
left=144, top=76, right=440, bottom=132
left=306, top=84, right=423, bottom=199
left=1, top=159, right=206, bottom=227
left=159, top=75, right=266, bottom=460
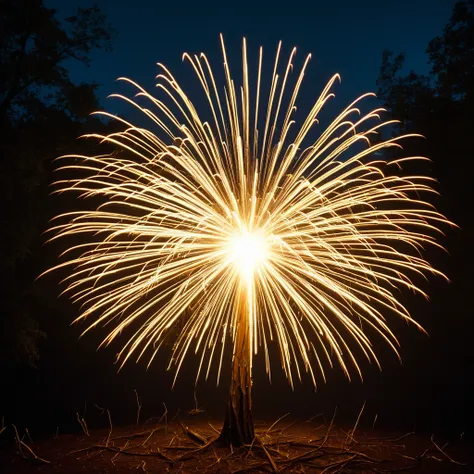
left=179, top=421, right=207, bottom=445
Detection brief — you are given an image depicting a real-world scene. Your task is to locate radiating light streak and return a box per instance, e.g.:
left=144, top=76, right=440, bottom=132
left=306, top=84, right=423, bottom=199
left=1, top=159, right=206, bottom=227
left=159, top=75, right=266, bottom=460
left=45, top=36, right=452, bottom=389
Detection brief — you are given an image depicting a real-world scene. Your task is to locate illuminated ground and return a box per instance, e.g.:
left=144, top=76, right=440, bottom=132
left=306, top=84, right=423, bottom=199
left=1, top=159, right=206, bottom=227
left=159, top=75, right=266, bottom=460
left=1, top=416, right=471, bottom=473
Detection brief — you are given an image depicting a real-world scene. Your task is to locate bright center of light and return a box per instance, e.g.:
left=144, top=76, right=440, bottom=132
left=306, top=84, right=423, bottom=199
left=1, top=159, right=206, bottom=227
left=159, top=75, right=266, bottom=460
left=229, top=230, right=267, bottom=282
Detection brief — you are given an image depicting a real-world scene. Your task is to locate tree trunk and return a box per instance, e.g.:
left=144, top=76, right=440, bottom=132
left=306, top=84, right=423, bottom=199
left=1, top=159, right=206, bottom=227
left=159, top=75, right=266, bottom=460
left=218, top=287, right=255, bottom=447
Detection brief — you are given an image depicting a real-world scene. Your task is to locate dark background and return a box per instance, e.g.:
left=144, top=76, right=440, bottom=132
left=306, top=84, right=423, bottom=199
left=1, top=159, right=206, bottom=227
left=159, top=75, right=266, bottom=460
left=1, top=0, right=472, bottom=441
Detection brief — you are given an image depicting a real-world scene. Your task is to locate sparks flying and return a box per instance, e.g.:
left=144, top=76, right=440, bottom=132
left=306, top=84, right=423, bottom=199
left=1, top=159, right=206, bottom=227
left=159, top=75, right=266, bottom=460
left=45, top=36, right=451, bottom=389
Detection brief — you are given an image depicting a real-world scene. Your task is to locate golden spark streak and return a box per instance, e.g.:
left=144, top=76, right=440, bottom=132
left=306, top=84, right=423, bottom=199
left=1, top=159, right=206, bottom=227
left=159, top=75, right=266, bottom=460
left=45, top=36, right=452, bottom=388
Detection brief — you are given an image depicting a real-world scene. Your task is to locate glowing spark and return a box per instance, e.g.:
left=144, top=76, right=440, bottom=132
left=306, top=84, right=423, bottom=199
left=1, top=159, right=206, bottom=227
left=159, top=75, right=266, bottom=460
left=228, top=231, right=268, bottom=284
left=45, top=36, right=452, bottom=389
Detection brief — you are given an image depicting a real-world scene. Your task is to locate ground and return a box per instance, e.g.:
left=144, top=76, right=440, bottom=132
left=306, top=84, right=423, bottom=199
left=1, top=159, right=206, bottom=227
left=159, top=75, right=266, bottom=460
left=0, top=415, right=472, bottom=473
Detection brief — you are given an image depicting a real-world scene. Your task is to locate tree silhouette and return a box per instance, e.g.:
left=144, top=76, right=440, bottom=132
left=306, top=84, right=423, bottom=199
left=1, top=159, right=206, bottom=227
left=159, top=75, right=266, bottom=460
left=376, top=3, right=473, bottom=431
left=0, top=0, right=115, bottom=366
left=377, top=1, right=473, bottom=221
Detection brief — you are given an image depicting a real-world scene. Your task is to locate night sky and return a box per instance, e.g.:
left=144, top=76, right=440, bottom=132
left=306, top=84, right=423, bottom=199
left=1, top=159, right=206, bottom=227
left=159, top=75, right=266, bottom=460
left=46, top=0, right=454, bottom=114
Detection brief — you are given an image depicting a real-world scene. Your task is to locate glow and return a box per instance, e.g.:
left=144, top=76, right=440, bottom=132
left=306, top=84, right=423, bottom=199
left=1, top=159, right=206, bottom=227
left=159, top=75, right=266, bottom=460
left=44, top=37, right=452, bottom=389
left=229, top=231, right=268, bottom=283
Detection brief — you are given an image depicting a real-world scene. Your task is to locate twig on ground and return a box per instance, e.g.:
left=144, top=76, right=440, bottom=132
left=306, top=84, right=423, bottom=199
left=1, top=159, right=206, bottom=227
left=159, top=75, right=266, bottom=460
left=278, top=420, right=298, bottom=436
left=159, top=402, right=168, bottom=434
left=372, top=413, right=378, bottom=430
left=69, top=444, right=174, bottom=462
left=207, top=445, right=243, bottom=469
left=283, top=447, right=323, bottom=465
left=345, top=400, right=365, bottom=445
left=231, top=461, right=268, bottom=473
left=112, top=426, right=164, bottom=441
left=208, top=422, right=221, bottom=435
left=169, top=408, right=180, bottom=423
left=25, top=427, right=34, bottom=444
left=179, top=421, right=207, bottom=445
left=244, top=436, right=259, bottom=458
left=165, top=445, right=204, bottom=451
left=304, top=413, right=324, bottom=423
left=76, top=412, right=90, bottom=436
left=282, top=440, right=323, bottom=449
left=134, top=389, right=142, bottom=425
left=0, top=415, right=5, bottom=435
left=266, top=413, right=290, bottom=435
left=275, top=420, right=299, bottom=450
left=105, top=409, right=113, bottom=447
left=140, top=427, right=162, bottom=447
left=319, top=408, right=336, bottom=449
left=258, top=438, right=279, bottom=472
left=168, top=434, right=179, bottom=446
left=188, top=390, right=205, bottom=415
left=430, top=434, right=467, bottom=465
left=337, top=449, right=381, bottom=463
left=363, top=432, right=415, bottom=443
left=320, top=455, right=357, bottom=474
left=341, top=428, right=358, bottom=446
left=12, top=424, right=50, bottom=464
left=397, top=447, right=443, bottom=464
left=111, top=440, right=129, bottom=462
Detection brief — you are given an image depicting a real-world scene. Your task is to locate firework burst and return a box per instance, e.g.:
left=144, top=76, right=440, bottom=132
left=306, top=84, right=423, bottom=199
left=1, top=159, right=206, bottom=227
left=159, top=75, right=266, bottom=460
left=46, top=36, right=450, bottom=392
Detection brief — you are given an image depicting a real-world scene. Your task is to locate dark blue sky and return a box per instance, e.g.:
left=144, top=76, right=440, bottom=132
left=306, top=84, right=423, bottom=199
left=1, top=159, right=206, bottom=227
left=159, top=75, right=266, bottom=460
left=47, top=0, right=454, bottom=118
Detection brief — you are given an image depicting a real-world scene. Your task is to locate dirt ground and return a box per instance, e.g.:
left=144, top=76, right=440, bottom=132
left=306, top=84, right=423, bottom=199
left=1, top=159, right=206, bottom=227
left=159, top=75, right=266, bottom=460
left=0, top=415, right=472, bottom=473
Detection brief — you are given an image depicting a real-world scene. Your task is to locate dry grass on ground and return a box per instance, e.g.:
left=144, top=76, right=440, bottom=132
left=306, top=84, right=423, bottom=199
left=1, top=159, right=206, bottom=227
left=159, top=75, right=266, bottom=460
left=0, top=413, right=471, bottom=473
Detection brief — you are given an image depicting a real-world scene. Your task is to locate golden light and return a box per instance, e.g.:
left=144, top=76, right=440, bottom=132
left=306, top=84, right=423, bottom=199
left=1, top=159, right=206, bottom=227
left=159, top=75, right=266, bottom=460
left=228, top=230, right=268, bottom=284
left=44, top=36, right=452, bottom=395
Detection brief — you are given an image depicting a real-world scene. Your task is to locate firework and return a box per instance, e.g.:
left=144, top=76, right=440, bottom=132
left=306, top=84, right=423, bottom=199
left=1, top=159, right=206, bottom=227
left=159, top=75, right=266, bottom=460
left=46, top=36, right=450, bottom=393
